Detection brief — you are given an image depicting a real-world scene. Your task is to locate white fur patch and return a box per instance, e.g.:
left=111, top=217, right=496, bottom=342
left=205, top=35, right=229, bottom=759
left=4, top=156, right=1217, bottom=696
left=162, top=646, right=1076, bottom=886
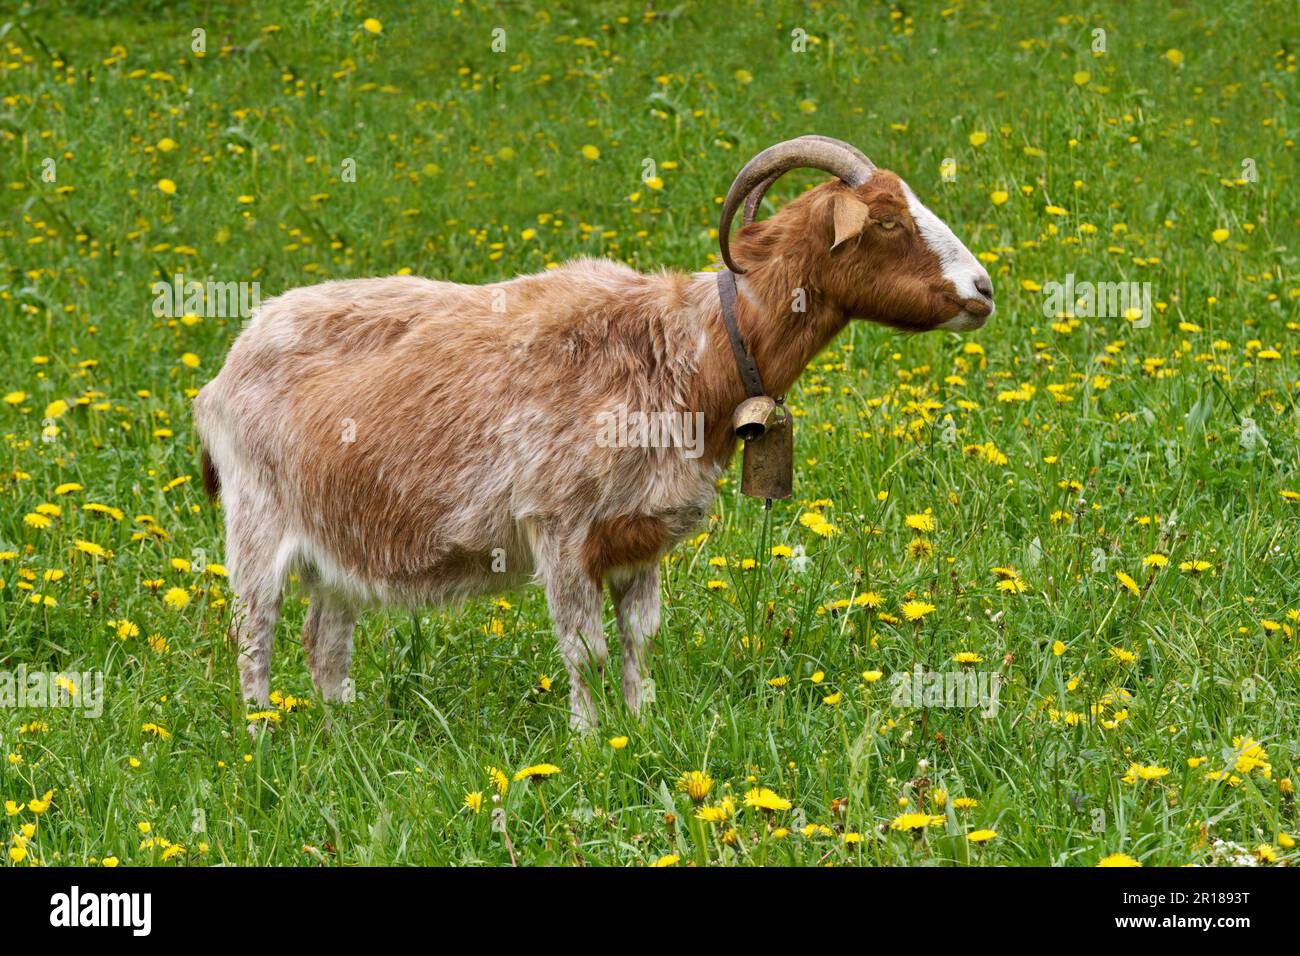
left=936, top=312, right=987, bottom=332
left=901, top=181, right=993, bottom=313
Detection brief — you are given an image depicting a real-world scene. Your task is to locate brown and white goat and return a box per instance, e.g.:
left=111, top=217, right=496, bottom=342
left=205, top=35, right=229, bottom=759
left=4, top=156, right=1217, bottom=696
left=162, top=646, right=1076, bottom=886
left=193, top=136, right=993, bottom=730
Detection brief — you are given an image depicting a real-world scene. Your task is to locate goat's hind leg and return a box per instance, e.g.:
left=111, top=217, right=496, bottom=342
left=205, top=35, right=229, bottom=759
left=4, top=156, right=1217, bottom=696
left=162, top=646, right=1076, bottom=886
left=301, top=586, right=358, bottom=703
left=224, top=485, right=288, bottom=707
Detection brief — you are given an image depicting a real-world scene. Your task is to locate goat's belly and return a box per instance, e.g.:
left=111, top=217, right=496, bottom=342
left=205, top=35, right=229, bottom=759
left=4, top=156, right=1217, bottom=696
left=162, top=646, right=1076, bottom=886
left=297, top=531, right=534, bottom=610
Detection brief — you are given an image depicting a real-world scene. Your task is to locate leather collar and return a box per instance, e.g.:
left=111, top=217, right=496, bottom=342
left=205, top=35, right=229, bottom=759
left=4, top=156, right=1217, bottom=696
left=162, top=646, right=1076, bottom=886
left=715, top=269, right=767, bottom=399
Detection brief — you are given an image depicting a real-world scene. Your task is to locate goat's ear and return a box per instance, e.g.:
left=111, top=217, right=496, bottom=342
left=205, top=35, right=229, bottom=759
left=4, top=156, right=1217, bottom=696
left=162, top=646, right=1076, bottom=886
left=830, top=193, right=871, bottom=251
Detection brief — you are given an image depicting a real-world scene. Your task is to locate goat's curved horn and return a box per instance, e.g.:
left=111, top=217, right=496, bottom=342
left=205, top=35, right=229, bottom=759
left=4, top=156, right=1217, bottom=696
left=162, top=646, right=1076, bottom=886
left=741, top=137, right=874, bottom=227
left=721, top=135, right=875, bottom=274
left=741, top=172, right=780, bottom=228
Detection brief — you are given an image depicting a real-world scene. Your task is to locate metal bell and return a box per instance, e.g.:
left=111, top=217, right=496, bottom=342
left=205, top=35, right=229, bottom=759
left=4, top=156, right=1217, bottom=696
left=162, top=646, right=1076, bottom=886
left=740, top=403, right=793, bottom=500
left=732, top=395, right=777, bottom=441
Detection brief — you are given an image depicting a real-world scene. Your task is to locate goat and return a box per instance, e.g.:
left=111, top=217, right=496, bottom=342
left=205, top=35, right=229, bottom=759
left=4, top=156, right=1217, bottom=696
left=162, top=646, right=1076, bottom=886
left=193, top=135, right=994, bottom=730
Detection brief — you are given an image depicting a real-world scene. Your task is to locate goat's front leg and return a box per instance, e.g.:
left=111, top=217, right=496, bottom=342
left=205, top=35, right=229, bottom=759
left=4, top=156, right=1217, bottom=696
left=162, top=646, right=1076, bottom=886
left=609, top=567, right=660, bottom=717
left=541, top=562, right=608, bottom=732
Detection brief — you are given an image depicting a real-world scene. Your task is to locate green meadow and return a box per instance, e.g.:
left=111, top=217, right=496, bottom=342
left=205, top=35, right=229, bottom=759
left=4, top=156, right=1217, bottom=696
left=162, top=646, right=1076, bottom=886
left=0, top=0, right=1296, bottom=865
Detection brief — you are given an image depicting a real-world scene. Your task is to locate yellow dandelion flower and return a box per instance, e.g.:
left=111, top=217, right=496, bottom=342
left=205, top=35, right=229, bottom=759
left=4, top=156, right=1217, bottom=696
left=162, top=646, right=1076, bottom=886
left=678, top=771, right=713, bottom=802
left=1115, top=570, right=1141, bottom=597
left=28, top=790, right=54, bottom=814
left=744, top=788, right=792, bottom=812
left=695, top=797, right=735, bottom=824
left=901, top=600, right=936, bottom=622
left=890, top=812, right=943, bottom=831
left=904, top=513, right=935, bottom=533
left=74, top=540, right=110, bottom=558
left=1097, top=852, right=1141, bottom=867
left=513, top=763, right=560, bottom=782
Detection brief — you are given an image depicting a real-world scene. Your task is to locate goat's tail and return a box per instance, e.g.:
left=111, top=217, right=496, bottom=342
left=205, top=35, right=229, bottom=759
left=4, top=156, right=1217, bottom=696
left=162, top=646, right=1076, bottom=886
left=200, top=447, right=221, bottom=502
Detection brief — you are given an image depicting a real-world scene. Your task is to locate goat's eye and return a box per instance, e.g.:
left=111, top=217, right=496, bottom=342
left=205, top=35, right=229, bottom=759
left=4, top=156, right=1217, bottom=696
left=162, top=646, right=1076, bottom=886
left=878, top=219, right=898, bottom=230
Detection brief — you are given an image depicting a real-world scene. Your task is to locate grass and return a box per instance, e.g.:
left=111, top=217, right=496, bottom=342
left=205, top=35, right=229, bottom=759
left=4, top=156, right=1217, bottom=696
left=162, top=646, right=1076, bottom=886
left=0, top=0, right=1297, bottom=866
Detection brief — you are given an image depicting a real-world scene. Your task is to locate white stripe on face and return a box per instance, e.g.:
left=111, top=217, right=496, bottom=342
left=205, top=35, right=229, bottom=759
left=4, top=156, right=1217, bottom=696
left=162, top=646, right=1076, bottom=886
left=900, top=180, right=993, bottom=311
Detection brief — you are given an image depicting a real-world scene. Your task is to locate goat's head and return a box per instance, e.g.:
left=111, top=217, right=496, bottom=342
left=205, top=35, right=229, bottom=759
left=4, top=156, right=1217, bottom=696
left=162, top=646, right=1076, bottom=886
left=720, top=135, right=994, bottom=333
